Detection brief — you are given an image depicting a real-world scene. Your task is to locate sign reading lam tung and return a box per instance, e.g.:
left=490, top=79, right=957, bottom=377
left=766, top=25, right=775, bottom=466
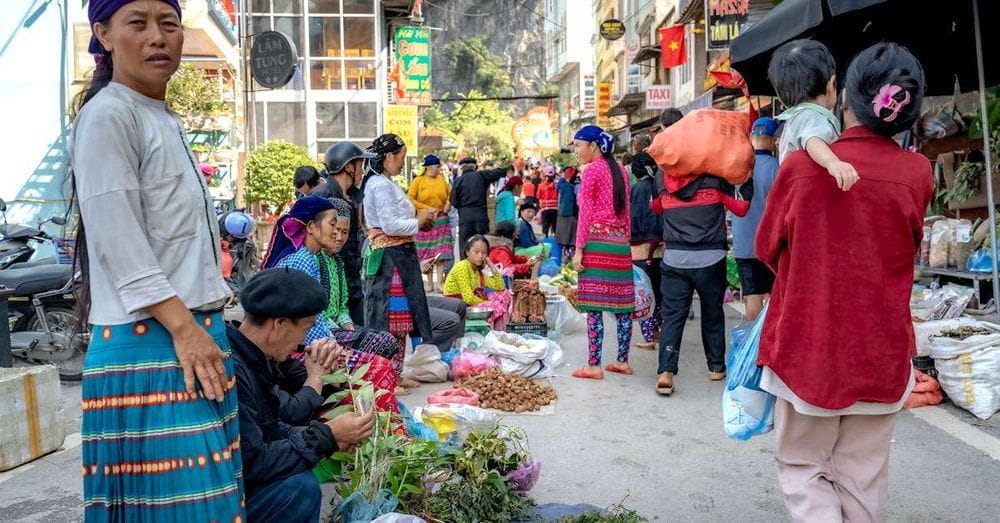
left=251, top=31, right=297, bottom=89
left=706, top=0, right=749, bottom=50
left=394, top=26, right=432, bottom=106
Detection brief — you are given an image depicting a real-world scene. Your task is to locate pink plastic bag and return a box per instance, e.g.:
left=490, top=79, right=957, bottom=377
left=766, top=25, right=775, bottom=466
left=428, top=387, right=481, bottom=407
left=451, top=351, right=499, bottom=380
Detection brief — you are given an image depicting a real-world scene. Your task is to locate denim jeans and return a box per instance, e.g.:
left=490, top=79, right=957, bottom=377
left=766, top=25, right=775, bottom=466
left=246, top=470, right=322, bottom=523
left=657, top=259, right=728, bottom=375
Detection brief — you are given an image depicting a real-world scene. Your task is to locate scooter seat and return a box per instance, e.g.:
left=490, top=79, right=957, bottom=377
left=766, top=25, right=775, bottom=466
left=0, top=264, right=72, bottom=297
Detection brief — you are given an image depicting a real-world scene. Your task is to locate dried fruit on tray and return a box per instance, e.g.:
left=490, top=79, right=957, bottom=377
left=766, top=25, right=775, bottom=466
left=458, top=368, right=557, bottom=413
left=938, top=325, right=994, bottom=340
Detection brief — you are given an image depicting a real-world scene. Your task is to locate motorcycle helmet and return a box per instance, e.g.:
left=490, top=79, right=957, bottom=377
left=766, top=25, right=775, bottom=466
left=223, top=211, right=255, bottom=239
left=324, top=142, right=376, bottom=174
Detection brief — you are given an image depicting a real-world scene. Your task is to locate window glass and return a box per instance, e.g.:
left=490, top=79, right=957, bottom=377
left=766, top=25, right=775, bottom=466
left=348, top=103, right=378, bottom=139
left=344, top=60, right=376, bottom=90
left=308, top=16, right=341, bottom=57
left=254, top=102, right=266, bottom=144
left=342, top=18, right=375, bottom=57
left=310, top=60, right=344, bottom=90
left=316, top=103, right=347, bottom=139
left=251, top=0, right=270, bottom=13
left=251, top=16, right=270, bottom=36
left=273, top=16, right=304, bottom=56
left=342, top=0, right=374, bottom=14
left=266, top=102, right=306, bottom=144
left=308, top=0, right=341, bottom=13
left=272, top=0, right=302, bottom=14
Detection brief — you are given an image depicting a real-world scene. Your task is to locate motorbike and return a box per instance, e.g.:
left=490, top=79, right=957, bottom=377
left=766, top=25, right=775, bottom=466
left=1, top=260, right=87, bottom=381
left=0, top=198, right=66, bottom=269
left=219, top=210, right=259, bottom=298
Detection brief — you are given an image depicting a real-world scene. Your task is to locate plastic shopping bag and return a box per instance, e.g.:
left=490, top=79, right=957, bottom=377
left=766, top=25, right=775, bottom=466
left=401, top=344, right=449, bottom=383
left=722, top=305, right=775, bottom=441
left=629, top=266, right=654, bottom=321
left=451, top=351, right=499, bottom=379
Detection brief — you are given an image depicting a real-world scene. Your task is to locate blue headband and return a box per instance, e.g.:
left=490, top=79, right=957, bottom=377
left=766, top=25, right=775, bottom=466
left=88, top=0, right=183, bottom=55
left=574, top=125, right=614, bottom=154
left=260, top=196, right=336, bottom=269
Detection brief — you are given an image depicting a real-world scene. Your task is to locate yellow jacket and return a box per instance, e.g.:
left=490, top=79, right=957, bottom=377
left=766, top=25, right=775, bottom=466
left=443, top=260, right=506, bottom=306
left=407, top=174, right=451, bottom=211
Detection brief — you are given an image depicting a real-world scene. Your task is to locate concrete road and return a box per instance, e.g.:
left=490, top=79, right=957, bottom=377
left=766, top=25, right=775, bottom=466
left=3, top=312, right=1000, bottom=521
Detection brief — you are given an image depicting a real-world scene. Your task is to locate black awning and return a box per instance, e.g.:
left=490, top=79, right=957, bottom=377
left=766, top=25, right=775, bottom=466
left=632, top=44, right=660, bottom=64
left=607, top=92, right=644, bottom=116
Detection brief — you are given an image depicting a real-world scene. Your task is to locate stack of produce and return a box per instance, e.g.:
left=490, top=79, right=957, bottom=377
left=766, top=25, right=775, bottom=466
left=459, top=368, right=557, bottom=412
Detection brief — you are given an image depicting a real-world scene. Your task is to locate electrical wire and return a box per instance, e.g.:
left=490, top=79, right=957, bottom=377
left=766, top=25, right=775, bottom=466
left=513, top=0, right=566, bottom=30
left=423, top=0, right=520, bottom=18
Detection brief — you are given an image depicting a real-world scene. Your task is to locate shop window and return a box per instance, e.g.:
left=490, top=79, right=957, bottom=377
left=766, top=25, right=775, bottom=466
left=348, top=103, right=378, bottom=139
left=310, top=60, right=344, bottom=90
left=272, top=0, right=302, bottom=14
left=342, top=0, right=375, bottom=14
left=266, top=102, right=306, bottom=145
left=309, top=0, right=341, bottom=13
left=273, top=16, right=304, bottom=56
left=253, top=102, right=266, bottom=145
left=344, top=60, right=376, bottom=90
left=343, top=18, right=375, bottom=57
left=316, top=103, right=347, bottom=139
left=251, top=16, right=270, bottom=36
left=250, top=0, right=269, bottom=13
left=308, top=16, right=342, bottom=57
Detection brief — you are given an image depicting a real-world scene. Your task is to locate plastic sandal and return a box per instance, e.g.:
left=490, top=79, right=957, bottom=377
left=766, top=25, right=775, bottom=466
left=605, top=363, right=634, bottom=375
left=571, top=366, right=604, bottom=380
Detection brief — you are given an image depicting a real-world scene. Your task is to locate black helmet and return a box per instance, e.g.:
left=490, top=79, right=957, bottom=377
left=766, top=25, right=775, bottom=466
left=324, top=142, right=376, bottom=174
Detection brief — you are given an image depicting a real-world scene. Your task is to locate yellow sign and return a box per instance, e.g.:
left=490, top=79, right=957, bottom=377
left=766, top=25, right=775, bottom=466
left=597, top=82, right=613, bottom=128
left=383, top=105, right=418, bottom=157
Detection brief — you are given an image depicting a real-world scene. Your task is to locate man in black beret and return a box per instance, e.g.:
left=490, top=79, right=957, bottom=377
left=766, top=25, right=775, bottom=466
left=451, top=158, right=510, bottom=257
left=227, top=268, right=374, bottom=523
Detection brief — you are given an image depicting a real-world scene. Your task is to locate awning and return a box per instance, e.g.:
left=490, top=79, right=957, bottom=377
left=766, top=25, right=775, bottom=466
left=678, top=0, right=704, bottom=25
left=632, top=44, right=661, bottom=64
left=629, top=115, right=659, bottom=133
left=607, top=92, right=645, bottom=117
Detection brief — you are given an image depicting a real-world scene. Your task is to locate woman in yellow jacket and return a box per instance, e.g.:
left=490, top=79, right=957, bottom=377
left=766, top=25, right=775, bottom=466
left=408, top=155, right=453, bottom=292
left=444, top=235, right=511, bottom=330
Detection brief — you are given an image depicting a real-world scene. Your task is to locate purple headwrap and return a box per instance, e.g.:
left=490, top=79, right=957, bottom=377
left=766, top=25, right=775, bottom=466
left=260, top=196, right=336, bottom=269
left=327, top=198, right=352, bottom=221
left=88, top=0, right=183, bottom=55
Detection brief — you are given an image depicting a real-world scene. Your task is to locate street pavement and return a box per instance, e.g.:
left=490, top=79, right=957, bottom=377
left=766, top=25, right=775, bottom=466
left=3, top=310, right=1000, bottom=521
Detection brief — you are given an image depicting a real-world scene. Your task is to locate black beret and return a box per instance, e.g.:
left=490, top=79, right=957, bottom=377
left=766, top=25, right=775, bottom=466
left=241, top=268, right=329, bottom=320
left=458, top=157, right=478, bottom=165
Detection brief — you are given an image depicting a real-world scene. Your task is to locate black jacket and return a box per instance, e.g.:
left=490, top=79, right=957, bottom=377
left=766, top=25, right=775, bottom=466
left=450, top=168, right=506, bottom=223
left=227, top=325, right=336, bottom=495
left=653, top=175, right=753, bottom=252
left=629, top=176, right=662, bottom=243
left=311, top=180, right=363, bottom=300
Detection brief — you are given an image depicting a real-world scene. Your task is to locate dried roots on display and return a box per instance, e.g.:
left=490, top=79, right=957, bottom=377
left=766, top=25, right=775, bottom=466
left=510, top=280, right=547, bottom=323
left=458, top=368, right=557, bottom=412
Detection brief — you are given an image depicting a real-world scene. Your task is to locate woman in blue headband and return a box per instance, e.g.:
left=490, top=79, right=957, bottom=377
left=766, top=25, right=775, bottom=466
left=70, top=1, right=243, bottom=520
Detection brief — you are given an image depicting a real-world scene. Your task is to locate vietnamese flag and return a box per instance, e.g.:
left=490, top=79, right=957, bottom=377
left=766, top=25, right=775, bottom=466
left=659, top=25, right=686, bottom=69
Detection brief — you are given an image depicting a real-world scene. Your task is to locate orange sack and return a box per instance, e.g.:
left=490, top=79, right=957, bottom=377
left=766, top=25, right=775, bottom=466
left=647, top=109, right=754, bottom=185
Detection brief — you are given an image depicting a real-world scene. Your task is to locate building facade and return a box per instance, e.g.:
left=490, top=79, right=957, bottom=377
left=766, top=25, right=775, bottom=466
left=545, top=0, right=597, bottom=146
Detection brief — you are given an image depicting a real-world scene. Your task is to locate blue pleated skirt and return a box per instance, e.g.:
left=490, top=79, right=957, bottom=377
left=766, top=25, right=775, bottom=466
left=81, top=311, right=245, bottom=522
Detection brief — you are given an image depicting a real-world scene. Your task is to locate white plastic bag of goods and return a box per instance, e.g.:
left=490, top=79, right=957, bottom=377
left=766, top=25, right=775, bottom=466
left=372, top=514, right=427, bottom=523
left=913, top=317, right=983, bottom=357
left=934, top=345, right=1000, bottom=419
left=545, top=294, right=586, bottom=334
left=401, top=344, right=449, bottom=383
left=524, top=333, right=564, bottom=369
left=928, top=322, right=1000, bottom=359
left=482, top=331, right=557, bottom=378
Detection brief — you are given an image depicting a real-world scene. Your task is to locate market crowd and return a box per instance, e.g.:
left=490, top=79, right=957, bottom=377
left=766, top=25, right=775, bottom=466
left=69, top=0, right=933, bottom=521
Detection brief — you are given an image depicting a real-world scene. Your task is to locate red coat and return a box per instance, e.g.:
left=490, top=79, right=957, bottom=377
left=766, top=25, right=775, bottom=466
left=755, top=126, right=932, bottom=410
left=490, top=244, right=531, bottom=277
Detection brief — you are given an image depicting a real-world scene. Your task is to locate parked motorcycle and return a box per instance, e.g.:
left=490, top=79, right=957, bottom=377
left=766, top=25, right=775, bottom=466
left=1, top=262, right=86, bottom=381
left=219, top=210, right=259, bottom=297
left=0, top=198, right=66, bottom=269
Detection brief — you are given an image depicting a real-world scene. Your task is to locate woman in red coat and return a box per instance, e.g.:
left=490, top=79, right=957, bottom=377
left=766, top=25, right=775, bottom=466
left=755, top=43, right=931, bottom=522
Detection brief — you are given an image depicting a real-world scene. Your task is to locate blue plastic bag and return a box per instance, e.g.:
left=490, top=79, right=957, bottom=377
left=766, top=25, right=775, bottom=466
left=967, top=249, right=993, bottom=273
left=398, top=401, right=439, bottom=441
left=540, top=258, right=561, bottom=277
left=722, top=305, right=775, bottom=441
left=439, top=348, right=461, bottom=366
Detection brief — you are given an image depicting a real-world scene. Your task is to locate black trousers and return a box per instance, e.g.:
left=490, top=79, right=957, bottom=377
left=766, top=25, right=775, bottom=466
left=657, top=259, right=727, bottom=375
left=426, top=296, right=467, bottom=350
left=458, top=220, right=490, bottom=259
left=540, top=209, right=558, bottom=237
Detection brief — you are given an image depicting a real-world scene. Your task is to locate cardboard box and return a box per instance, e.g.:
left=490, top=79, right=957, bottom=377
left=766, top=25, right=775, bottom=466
left=0, top=366, right=65, bottom=471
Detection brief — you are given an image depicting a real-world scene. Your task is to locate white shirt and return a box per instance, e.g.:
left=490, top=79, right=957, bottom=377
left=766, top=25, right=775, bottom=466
left=69, top=82, right=229, bottom=325
left=363, top=174, right=418, bottom=237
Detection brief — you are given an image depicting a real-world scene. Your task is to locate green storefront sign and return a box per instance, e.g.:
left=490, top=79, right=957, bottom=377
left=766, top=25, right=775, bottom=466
left=394, top=26, right=431, bottom=106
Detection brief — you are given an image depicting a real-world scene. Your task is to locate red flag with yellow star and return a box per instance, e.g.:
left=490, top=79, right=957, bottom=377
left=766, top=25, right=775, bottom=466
left=659, top=25, right=686, bottom=69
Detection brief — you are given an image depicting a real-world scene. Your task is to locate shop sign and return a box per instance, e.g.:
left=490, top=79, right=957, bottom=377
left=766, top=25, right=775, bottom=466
left=208, top=0, right=238, bottom=42
left=384, top=105, right=418, bottom=157
left=600, top=19, right=626, bottom=41
left=645, top=85, right=673, bottom=110
left=582, top=74, right=596, bottom=112
left=394, top=26, right=432, bottom=106
left=597, top=82, right=613, bottom=127
left=251, top=31, right=297, bottom=89
left=625, top=39, right=640, bottom=63
left=706, top=0, right=749, bottom=50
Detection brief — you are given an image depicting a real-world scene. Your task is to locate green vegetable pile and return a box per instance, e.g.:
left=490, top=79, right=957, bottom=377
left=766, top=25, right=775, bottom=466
left=558, top=498, right=647, bottom=523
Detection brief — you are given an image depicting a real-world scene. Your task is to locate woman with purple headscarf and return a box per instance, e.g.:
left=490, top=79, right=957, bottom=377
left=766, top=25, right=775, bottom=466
left=69, top=1, right=243, bottom=521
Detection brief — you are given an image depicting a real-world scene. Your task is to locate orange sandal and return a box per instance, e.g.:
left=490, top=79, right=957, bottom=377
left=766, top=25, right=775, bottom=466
left=572, top=366, right=604, bottom=380
left=605, top=363, right=634, bottom=375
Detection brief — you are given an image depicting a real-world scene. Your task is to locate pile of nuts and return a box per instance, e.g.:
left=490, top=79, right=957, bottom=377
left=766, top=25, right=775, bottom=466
left=458, top=368, right=557, bottom=413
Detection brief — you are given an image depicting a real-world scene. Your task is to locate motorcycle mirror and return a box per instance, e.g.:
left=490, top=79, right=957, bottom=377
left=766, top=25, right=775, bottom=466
left=51, top=216, right=67, bottom=226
